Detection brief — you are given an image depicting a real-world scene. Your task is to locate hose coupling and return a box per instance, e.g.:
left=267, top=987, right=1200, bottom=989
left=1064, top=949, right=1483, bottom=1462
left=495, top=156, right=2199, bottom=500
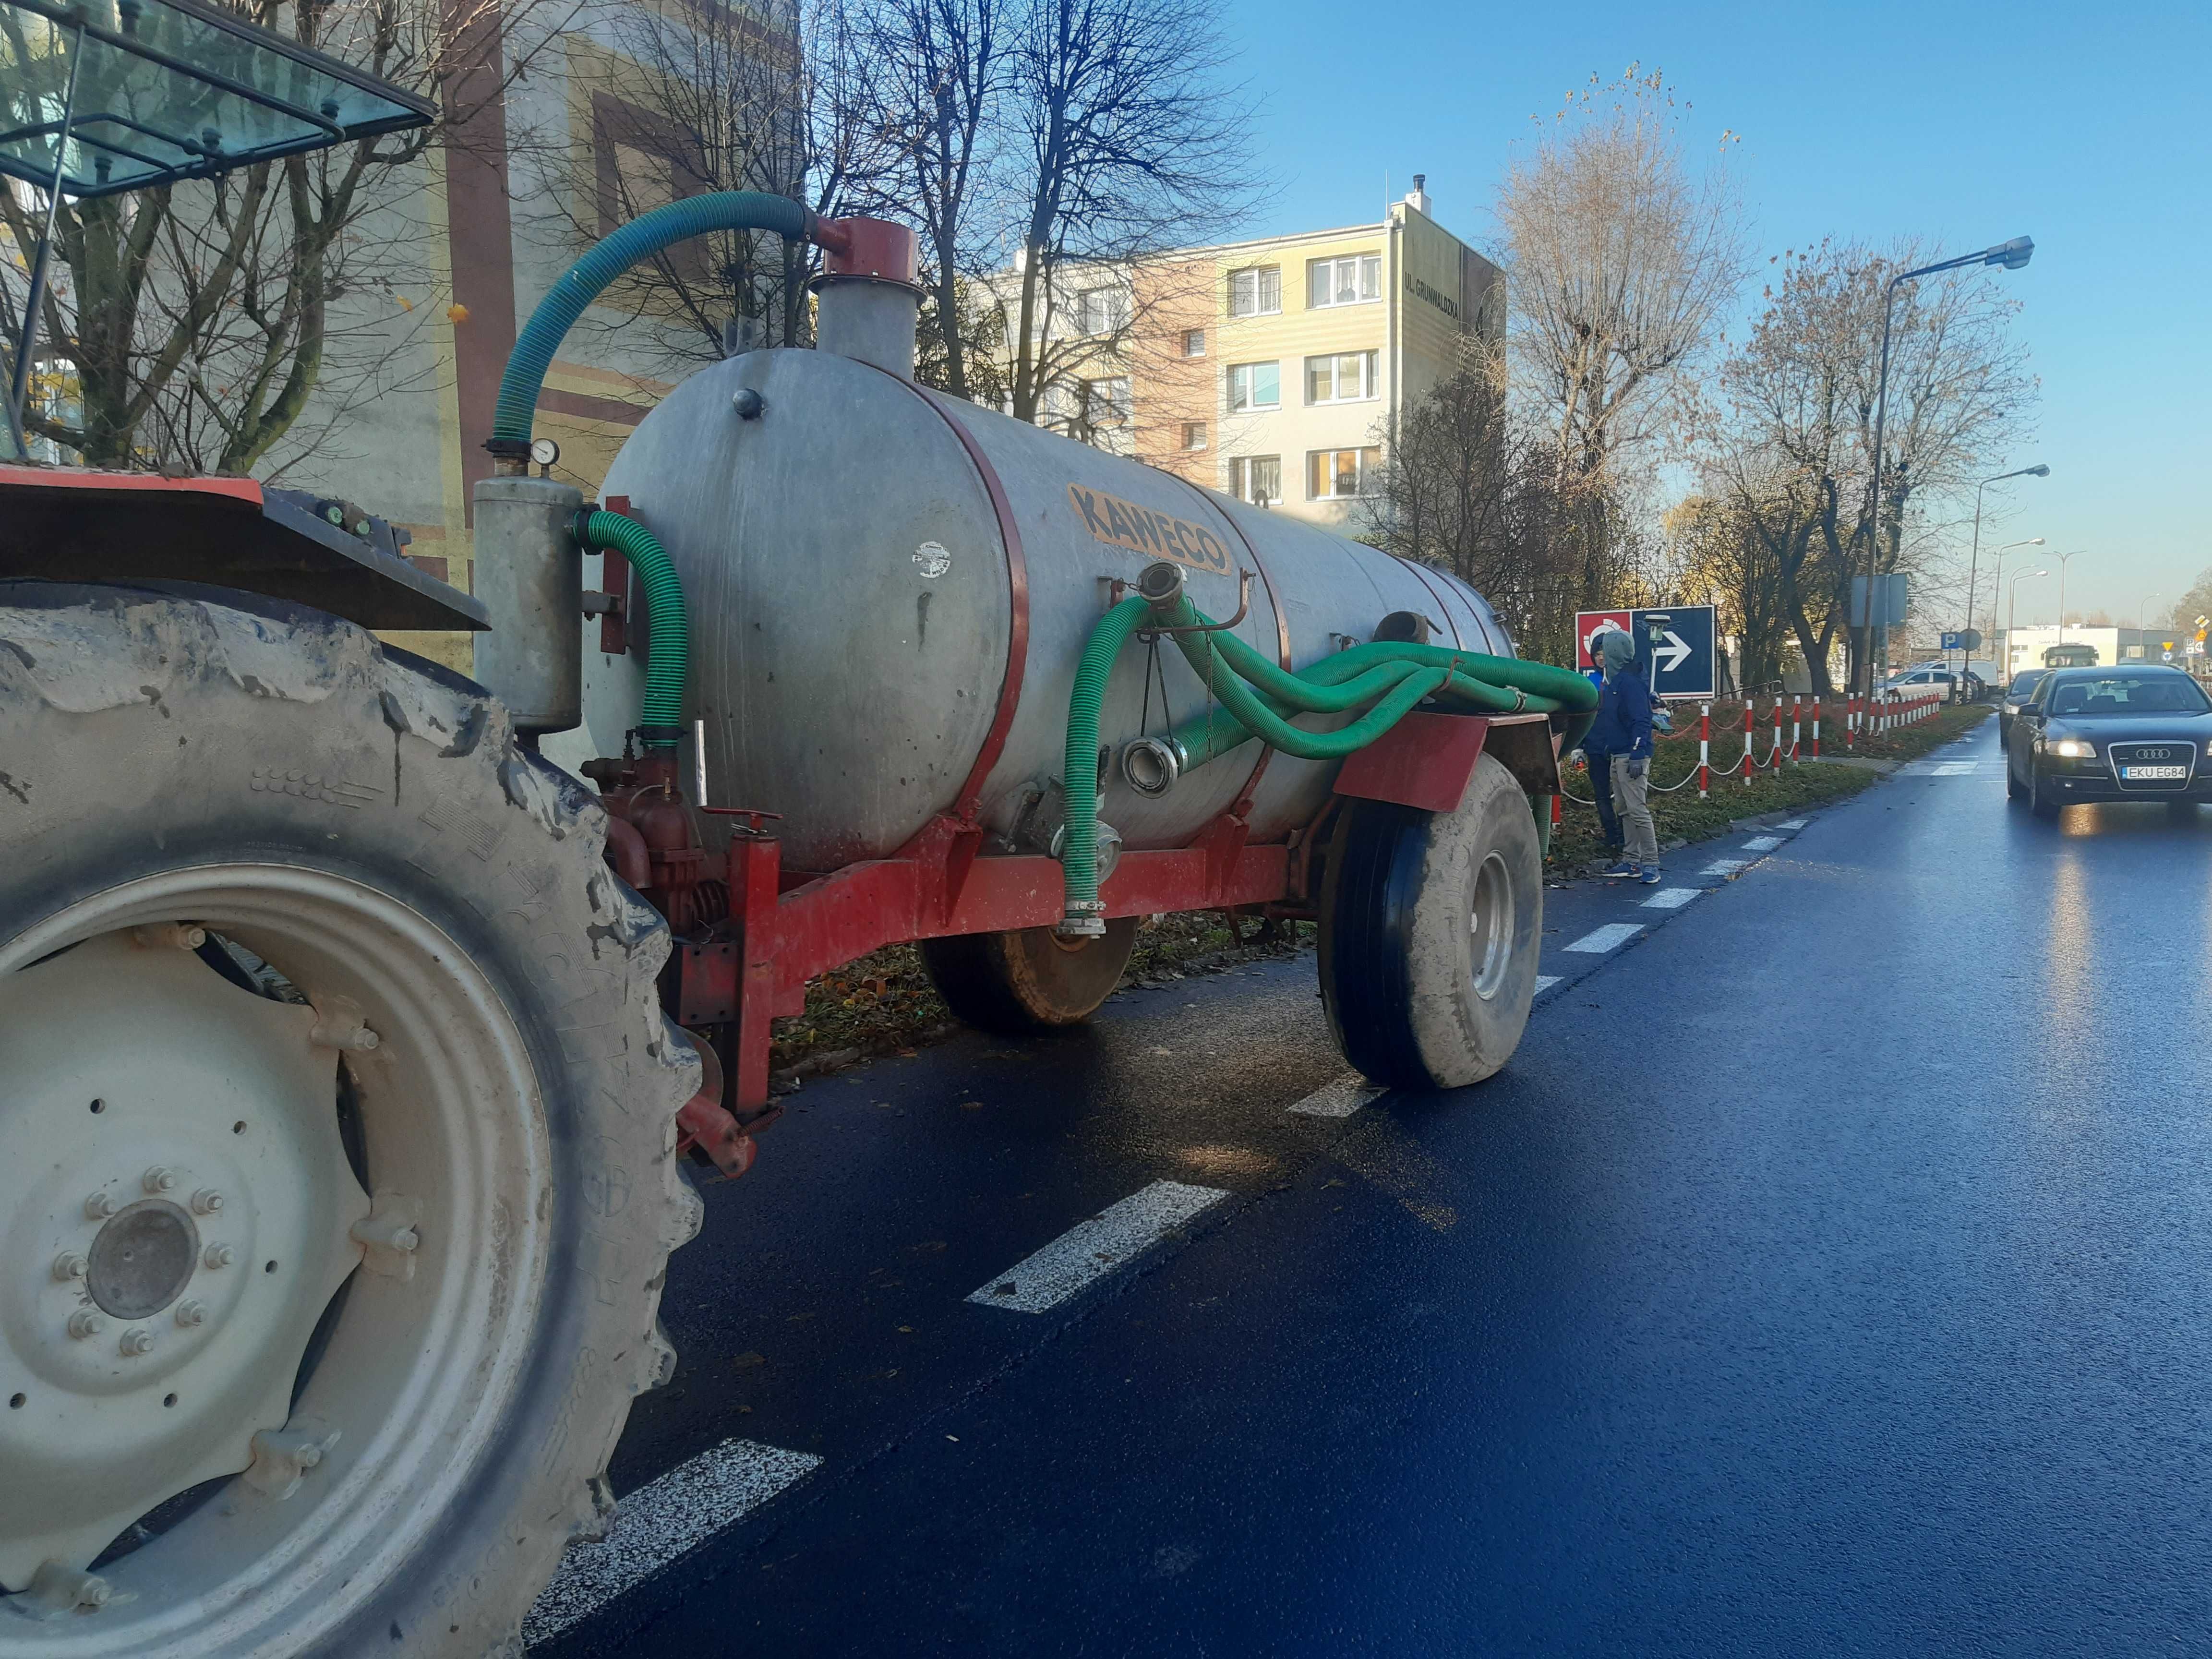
left=1119, top=735, right=1185, bottom=797
left=1048, top=819, right=1122, bottom=881
left=1135, top=561, right=1186, bottom=613
left=1056, top=901, right=1106, bottom=939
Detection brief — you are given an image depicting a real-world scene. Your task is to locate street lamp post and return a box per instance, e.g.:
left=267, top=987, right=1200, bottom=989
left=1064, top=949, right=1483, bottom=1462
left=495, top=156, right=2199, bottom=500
left=1989, top=538, right=2044, bottom=679
left=2055, top=549, right=2085, bottom=645
left=2006, top=568, right=2049, bottom=675
left=1961, top=466, right=2049, bottom=696
left=1858, top=234, right=2034, bottom=700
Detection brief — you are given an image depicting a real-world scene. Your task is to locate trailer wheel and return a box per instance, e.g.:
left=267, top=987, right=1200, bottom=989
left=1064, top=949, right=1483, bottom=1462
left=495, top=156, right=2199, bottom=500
left=1318, top=754, right=1542, bottom=1090
left=0, top=586, right=700, bottom=1655
left=921, top=919, right=1140, bottom=1034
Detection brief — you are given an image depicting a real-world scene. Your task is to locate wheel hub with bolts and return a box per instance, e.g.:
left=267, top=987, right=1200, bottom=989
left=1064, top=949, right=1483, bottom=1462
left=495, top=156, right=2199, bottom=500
left=0, top=927, right=372, bottom=1589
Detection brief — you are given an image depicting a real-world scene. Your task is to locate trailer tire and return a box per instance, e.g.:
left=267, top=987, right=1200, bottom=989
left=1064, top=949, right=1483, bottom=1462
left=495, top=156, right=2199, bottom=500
left=1318, top=754, right=1541, bottom=1090
left=0, top=584, right=700, bottom=1657
left=920, top=918, right=1140, bottom=1033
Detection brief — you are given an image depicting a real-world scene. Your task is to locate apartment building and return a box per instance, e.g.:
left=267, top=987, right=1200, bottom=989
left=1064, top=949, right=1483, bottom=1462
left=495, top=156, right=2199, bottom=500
left=1116, top=187, right=1501, bottom=535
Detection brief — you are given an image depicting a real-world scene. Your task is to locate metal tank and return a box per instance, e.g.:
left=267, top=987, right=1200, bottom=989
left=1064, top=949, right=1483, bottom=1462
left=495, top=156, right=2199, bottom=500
left=552, top=313, right=1514, bottom=874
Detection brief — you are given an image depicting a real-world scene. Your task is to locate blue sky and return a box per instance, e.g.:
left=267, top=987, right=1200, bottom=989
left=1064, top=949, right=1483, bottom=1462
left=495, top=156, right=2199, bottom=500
left=1222, top=0, right=2211, bottom=627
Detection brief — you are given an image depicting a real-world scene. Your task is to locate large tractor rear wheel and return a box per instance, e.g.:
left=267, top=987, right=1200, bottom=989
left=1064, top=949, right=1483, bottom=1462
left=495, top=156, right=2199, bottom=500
left=1317, top=753, right=1542, bottom=1090
left=921, top=919, right=1141, bottom=1034
left=0, top=586, right=700, bottom=1654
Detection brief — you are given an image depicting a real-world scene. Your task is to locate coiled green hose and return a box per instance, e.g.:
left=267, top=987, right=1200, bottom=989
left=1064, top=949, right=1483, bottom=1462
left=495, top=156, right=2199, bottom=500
left=574, top=509, right=687, bottom=750
left=492, top=191, right=810, bottom=450
left=1054, top=594, right=1599, bottom=933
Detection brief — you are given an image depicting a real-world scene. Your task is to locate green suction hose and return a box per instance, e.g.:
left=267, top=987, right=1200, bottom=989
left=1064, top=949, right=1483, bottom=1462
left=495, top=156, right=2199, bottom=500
left=574, top=509, right=687, bottom=751
left=492, top=191, right=812, bottom=453
left=1053, top=588, right=1600, bottom=933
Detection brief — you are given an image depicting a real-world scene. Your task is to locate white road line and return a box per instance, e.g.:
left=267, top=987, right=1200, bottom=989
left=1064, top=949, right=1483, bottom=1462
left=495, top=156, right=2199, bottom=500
left=1564, top=922, right=1642, bottom=954
left=1535, top=974, right=1562, bottom=993
left=1933, top=762, right=1976, bottom=775
left=1740, top=835, right=1781, bottom=852
left=1288, top=1074, right=1383, bottom=1118
left=968, top=1180, right=1227, bottom=1313
left=1777, top=818, right=1807, bottom=830
left=1641, top=887, right=1699, bottom=910
left=524, top=1439, right=822, bottom=1647
left=1701, top=858, right=1749, bottom=877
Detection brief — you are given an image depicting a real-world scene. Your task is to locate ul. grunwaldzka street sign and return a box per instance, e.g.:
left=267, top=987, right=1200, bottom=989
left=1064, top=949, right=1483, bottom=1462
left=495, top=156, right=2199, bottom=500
left=1575, top=605, right=1718, bottom=699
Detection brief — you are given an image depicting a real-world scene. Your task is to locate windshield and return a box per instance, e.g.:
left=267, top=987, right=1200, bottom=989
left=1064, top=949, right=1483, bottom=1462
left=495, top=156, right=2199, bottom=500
left=2006, top=672, right=2047, bottom=702
left=2044, top=673, right=2212, bottom=717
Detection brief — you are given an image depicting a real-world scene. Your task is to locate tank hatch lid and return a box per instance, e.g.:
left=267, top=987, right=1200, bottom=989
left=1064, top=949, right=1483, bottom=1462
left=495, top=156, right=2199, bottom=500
left=0, top=465, right=488, bottom=632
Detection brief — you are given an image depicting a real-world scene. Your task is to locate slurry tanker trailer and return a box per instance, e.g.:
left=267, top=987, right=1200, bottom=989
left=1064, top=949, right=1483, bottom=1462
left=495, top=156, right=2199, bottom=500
left=0, top=33, right=1593, bottom=1640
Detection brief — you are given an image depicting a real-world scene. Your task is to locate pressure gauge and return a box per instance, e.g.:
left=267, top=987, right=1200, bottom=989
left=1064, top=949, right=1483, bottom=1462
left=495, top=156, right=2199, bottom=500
left=529, top=437, right=561, bottom=471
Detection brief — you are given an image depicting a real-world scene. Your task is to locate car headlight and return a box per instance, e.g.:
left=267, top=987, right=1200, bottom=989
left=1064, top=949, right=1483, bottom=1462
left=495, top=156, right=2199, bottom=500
left=2052, top=738, right=2096, bottom=758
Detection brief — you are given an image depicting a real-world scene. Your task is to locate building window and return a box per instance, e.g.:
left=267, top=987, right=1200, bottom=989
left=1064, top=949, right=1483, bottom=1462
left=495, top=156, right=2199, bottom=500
left=1308, top=253, right=1382, bottom=308
left=1308, top=446, right=1381, bottom=500
left=1230, top=456, right=1282, bottom=506
left=1075, top=285, right=1130, bottom=336
left=1183, top=421, right=1207, bottom=451
left=1226, top=361, right=1280, bottom=411
left=1305, top=350, right=1378, bottom=404
left=1084, top=376, right=1131, bottom=425
left=2125, top=644, right=2145, bottom=660
left=1183, top=328, right=1206, bottom=357
left=1227, top=265, right=1281, bottom=318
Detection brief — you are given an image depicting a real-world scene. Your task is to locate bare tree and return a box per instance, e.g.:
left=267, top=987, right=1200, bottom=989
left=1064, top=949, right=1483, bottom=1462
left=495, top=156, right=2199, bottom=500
left=0, top=0, right=574, bottom=472
left=1495, top=65, right=1748, bottom=609
left=868, top=0, right=1007, bottom=400
left=1713, top=239, right=2034, bottom=692
left=995, top=0, right=1253, bottom=428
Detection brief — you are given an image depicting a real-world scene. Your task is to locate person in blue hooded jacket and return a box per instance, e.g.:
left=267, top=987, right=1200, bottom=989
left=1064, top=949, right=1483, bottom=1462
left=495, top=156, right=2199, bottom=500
left=1586, top=628, right=1660, bottom=882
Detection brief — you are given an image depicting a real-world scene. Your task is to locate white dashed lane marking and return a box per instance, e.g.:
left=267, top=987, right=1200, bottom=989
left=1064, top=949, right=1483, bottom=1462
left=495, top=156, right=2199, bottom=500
left=1701, top=858, right=1749, bottom=877
left=1740, top=835, right=1781, bottom=852
left=1289, top=1074, right=1383, bottom=1118
left=1776, top=818, right=1806, bottom=830
left=1565, top=923, right=1642, bottom=954
left=1535, top=974, right=1561, bottom=993
left=969, top=1181, right=1227, bottom=1313
left=1641, top=887, right=1700, bottom=910
left=525, top=1439, right=822, bottom=1647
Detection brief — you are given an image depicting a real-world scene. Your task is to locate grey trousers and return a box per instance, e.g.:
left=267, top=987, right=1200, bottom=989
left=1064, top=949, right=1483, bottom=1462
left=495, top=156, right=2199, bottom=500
left=1610, top=754, right=1657, bottom=865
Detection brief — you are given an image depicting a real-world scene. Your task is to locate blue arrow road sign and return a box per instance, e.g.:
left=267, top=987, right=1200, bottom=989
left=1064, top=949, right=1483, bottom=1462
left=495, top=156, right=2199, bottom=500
left=1631, top=605, right=1717, bottom=698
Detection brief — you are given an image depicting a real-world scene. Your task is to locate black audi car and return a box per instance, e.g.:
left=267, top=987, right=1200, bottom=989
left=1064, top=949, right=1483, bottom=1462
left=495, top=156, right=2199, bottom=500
left=2006, top=665, right=2212, bottom=817
left=1997, top=668, right=2048, bottom=746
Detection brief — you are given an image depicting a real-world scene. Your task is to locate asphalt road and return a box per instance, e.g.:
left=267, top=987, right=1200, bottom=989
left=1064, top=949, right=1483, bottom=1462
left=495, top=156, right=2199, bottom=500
left=535, top=715, right=2212, bottom=1657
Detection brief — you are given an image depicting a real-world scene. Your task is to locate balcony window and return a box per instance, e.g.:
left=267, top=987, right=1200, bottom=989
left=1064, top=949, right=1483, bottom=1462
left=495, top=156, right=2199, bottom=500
left=1308, top=446, right=1381, bottom=500
left=1226, top=361, right=1280, bottom=412
left=1231, top=456, right=1282, bottom=506
left=1305, top=350, right=1378, bottom=404
left=1227, top=265, right=1281, bottom=318
left=1308, top=253, right=1381, bottom=308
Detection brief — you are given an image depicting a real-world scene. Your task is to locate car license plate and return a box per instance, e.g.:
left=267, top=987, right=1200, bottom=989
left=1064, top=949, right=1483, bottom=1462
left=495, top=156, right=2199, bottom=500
left=2122, top=765, right=2188, bottom=780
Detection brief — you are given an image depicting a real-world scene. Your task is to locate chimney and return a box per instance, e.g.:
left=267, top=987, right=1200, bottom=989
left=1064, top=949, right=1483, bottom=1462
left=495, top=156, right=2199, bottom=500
left=1404, top=174, right=1431, bottom=216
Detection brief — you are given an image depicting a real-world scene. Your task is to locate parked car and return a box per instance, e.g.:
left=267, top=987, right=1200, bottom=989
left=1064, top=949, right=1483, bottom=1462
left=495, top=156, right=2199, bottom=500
left=1998, top=669, right=2049, bottom=745
left=2005, top=665, right=2212, bottom=817
left=1884, top=665, right=1958, bottom=699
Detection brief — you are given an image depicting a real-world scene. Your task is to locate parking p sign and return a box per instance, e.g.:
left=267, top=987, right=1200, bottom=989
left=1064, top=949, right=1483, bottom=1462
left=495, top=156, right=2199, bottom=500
left=1574, top=605, right=1717, bottom=699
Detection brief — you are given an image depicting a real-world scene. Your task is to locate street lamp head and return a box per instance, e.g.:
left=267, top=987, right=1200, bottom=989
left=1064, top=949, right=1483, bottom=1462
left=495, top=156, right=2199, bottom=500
left=2025, top=464, right=2050, bottom=477
left=1986, top=235, right=2034, bottom=270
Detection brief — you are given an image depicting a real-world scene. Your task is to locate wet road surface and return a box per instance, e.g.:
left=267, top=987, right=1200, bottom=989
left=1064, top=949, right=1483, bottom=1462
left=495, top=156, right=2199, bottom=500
left=537, top=716, right=2212, bottom=1656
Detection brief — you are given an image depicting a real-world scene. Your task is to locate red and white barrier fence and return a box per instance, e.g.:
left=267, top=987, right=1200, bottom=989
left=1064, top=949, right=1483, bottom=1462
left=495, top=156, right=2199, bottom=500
left=1571, top=688, right=1945, bottom=805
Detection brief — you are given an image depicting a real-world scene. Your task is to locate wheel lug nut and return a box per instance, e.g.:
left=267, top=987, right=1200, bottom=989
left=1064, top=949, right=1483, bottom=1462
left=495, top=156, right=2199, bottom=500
left=84, top=1191, right=116, bottom=1220
left=53, top=1251, right=88, bottom=1282
left=191, top=1188, right=225, bottom=1214
left=203, top=1243, right=236, bottom=1269
left=68, top=1309, right=107, bottom=1340
left=174, top=1298, right=208, bottom=1329
left=119, top=1327, right=155, bottom=1357
left=143, top=1166, right=178, bottom=1194
left=133, top=922, right=208, bottom=950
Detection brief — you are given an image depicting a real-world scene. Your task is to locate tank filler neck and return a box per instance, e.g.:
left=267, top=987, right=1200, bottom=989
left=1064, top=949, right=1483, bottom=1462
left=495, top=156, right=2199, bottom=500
left=811, top=217, right=923, bottom=382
